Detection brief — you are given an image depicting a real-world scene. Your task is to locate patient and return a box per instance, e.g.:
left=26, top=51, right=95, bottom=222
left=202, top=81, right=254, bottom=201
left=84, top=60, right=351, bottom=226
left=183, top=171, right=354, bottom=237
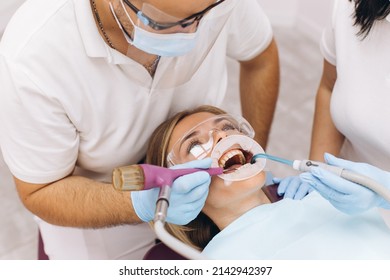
left=145, top=105, right=390, bottom=259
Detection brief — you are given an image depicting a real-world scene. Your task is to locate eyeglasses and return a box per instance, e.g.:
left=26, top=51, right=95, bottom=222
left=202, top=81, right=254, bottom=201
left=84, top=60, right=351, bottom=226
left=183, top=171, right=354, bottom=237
left=123, top=0, right=226, bottom=31
left=167, top=114, right=254, bottom=166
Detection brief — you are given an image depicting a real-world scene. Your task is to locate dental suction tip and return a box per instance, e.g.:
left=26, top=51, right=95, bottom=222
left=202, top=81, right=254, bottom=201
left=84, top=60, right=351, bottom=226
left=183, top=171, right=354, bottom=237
left=251, top=153, right=267, bottom=164
left=251, top=153, right=294, bottom=166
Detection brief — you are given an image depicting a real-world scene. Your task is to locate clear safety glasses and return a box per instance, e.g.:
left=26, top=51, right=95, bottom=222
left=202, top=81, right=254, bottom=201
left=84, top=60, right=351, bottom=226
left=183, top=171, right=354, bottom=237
left=167, top=114, right=255, bottom=167
left=123, top=0, right=225, bottom=32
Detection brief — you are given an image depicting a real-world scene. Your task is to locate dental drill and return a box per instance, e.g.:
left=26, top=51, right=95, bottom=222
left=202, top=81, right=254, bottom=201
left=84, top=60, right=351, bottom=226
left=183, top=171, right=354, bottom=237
left=251, top=154, right=390, bottom=203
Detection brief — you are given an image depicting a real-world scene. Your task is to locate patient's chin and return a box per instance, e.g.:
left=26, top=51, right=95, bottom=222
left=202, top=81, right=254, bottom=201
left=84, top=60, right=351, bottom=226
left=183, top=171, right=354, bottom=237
left=243, top=170, right=266, bottom=187
left=206, top=172, right=266, bottom=212
left=211, top=170, right=266, bottom=189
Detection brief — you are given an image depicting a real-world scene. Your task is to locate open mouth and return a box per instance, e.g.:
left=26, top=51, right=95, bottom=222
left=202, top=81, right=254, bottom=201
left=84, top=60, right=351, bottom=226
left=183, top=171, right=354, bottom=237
left=210, top=134, right=266, bottom=181
left=219, top=148, right=253, bottom=173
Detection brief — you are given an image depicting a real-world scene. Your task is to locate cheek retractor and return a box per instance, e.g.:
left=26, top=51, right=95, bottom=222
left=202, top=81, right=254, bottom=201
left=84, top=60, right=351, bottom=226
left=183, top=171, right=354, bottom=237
left=210, top=135, right=266, bottom=181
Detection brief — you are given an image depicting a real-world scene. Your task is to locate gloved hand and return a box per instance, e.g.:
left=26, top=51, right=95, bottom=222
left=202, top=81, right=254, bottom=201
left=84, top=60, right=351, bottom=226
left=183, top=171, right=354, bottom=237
left=300, top=153, right=390, bottom=215
left=131, top=158, right=212, bottom=225
left=273, top=176, right=313, bottom=200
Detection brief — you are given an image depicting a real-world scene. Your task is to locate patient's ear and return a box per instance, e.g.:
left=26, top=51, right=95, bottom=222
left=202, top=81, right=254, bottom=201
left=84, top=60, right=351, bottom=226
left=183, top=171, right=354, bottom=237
left=261, top=184, right=283, bottom=203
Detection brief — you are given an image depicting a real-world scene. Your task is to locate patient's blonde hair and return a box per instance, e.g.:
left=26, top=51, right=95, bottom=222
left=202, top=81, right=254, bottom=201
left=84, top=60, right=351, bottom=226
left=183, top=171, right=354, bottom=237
left=146, top=105, right=226, bottom=250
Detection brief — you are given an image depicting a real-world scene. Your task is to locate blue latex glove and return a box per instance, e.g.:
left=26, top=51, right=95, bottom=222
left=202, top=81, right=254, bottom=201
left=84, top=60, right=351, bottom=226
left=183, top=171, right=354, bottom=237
left=300, top=153, right=390, bottom=215
left=273, top=176, right=313, bottom=200
left=131, top=158, right=212, bottom=225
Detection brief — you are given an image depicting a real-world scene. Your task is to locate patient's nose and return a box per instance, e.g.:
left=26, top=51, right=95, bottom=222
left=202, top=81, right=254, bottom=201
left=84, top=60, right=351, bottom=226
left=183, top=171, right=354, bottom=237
left=212, top=129, right=228, bottom=144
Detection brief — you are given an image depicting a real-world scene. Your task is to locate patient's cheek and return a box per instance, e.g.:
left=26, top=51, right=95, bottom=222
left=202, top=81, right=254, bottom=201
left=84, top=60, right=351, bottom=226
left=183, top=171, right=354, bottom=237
left=258, top=171, right=266, bottom=185
left=243, top=171, right=266, bottom=188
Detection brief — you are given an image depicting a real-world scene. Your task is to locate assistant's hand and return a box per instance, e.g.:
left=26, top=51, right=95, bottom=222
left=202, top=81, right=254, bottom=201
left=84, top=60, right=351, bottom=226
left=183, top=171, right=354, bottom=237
left=300, top=153, right=390, bottom=214
left=273, top=176, right=313, bottom=200
left=131, top=158, right=212, bottom=225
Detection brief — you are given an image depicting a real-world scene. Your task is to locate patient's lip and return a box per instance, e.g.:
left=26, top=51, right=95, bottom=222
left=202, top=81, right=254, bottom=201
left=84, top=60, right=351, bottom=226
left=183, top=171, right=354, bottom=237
left=222, top=167, right=238, bottom=174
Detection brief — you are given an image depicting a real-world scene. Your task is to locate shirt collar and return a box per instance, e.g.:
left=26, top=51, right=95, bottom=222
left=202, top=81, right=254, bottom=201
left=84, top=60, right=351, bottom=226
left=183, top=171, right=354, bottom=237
left=386, top=14, right=390, bottom=22
left=73, top=0, right=132, bottom=64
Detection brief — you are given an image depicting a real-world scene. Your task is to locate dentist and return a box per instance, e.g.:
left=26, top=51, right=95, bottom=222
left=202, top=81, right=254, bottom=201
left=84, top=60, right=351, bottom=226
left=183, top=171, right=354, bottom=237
left=0, top=0, right=279, bottom=259
left=308, top=0, right=390, bottom=221
left=281, top=0, right=390, bottom=225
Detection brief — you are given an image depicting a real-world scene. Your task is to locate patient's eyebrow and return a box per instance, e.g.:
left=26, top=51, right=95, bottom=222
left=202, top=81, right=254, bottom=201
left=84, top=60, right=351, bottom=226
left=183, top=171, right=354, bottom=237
left=178, top=116, right=230, bottom=150
left=182, top=130, right=200, bottom=143
left=179, top=130, right=200, bottom=150
left=213, top=117, right=228, bottom=126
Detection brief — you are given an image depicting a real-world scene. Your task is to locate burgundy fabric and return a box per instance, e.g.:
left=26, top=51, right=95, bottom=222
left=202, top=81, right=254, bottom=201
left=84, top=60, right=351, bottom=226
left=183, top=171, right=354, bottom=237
left=143, top=242, right=187, bottom=260
left=262, top=184, right=283, bottom=202
left=38, top=230, right=49, bottom=260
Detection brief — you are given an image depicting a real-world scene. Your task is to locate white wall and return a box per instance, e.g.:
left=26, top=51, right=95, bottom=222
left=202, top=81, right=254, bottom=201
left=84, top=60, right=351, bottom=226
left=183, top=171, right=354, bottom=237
left=259, top=0, right=334, bottom=177
left=223, top=0, right=334, bottom=118
left=259, top=0, right=333, bottom=38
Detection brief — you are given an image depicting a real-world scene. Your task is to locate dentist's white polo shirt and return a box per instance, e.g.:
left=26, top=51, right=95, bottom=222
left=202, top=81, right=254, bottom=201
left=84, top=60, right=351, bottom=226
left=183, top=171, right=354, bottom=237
left=0, top=0, right=272, bottom=259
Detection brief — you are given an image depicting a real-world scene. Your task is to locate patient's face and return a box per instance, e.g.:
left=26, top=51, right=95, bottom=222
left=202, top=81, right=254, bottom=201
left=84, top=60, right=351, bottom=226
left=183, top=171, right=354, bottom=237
left=168, top=112, right=267, bottom=210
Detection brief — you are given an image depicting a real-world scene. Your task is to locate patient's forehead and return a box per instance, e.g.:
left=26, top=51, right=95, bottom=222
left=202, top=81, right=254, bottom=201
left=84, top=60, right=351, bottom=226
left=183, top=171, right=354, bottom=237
left=168, top=112, right=217, bottom=151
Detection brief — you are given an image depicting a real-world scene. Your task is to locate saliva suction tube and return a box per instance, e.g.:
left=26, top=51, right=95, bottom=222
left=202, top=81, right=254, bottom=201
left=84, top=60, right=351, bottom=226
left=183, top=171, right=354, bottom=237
left=153, top=184, right=210, bottom=260
left=153, top=185, right=210, bottom=260
left=251, top=153, right=390, bottom=203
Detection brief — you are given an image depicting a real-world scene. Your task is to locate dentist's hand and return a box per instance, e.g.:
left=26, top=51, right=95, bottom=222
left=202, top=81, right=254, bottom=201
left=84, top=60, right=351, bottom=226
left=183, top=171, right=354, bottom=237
left=273, top=176, right=313, bottom=200
left=300, top=153, right=390, bottom=215
left=131, top=158, right=212, bottom=225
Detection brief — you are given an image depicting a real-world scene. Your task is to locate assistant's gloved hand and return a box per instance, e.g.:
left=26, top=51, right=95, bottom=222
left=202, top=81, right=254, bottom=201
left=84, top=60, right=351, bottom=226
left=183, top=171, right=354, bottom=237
left=131, top=158, right=212, bottom=225
left=300, top=153, right=390, bottom=215
left=273, top=176, right=313, bottom=200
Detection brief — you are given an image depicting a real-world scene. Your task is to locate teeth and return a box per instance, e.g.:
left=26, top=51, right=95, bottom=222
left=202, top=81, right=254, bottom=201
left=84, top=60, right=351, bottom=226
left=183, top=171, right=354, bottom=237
left=211, top=135, right=266, bottom=181
left=218, top=149, right=246, bottom=168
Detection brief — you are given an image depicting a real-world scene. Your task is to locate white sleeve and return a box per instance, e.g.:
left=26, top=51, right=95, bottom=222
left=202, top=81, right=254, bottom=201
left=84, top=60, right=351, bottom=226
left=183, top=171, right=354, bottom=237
left=320, top=0, right=339, bottom=66
left=226, top=0, right=273, bottom=61
left=320, top=24, right=336, bottom=66
left=0, top=56, right=79, bottom=184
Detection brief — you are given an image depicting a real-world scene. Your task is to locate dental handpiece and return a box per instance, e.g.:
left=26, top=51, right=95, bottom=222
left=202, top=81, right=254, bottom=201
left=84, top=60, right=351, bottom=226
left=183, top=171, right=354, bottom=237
left=112, top=164, right=223, bottom=222
left=112, top=164, right=223, bottom=191
left=252, top=153, right=390, bottom=203
left=293, top=160, right=390, bottom=203
left=292, top=159, right=343, bottom=175
left=253, top=153, right=353, bottom=176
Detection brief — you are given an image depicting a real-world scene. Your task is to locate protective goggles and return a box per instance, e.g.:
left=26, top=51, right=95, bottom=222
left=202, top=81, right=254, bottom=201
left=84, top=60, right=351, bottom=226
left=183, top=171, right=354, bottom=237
left=123, top=0, right=225, bottom=32
left=167, top=114, right=255, bottom=167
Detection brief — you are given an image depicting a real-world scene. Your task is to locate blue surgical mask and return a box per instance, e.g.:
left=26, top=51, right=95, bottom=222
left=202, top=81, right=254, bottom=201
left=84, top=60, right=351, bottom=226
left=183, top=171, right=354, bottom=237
left=109, top=1, right=200, bottom=57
